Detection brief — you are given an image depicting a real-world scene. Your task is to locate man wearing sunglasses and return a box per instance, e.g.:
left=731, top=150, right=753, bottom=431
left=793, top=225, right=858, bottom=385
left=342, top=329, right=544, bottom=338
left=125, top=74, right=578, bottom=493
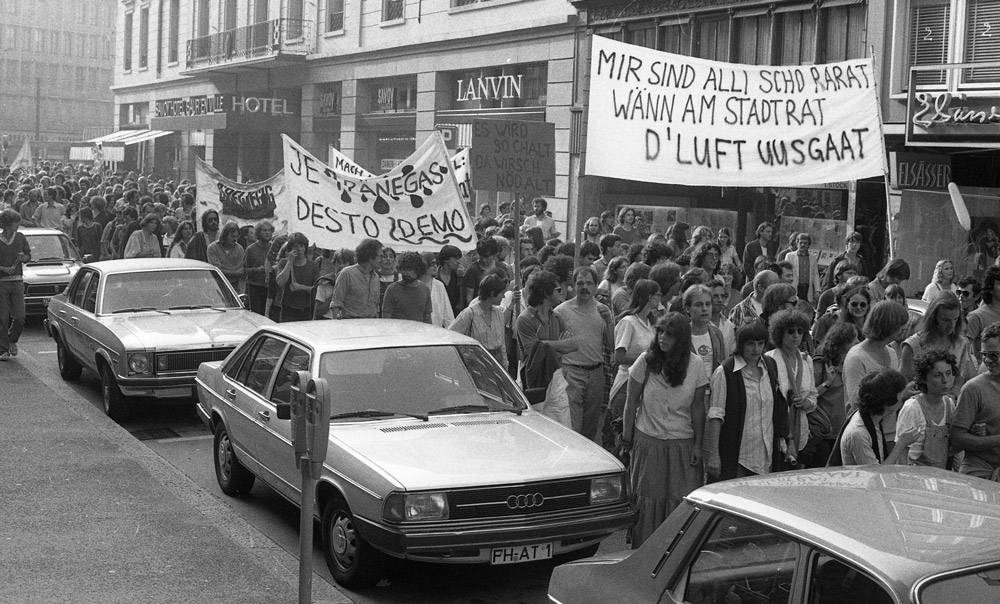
left=951, top=321, right=1000, bottom=480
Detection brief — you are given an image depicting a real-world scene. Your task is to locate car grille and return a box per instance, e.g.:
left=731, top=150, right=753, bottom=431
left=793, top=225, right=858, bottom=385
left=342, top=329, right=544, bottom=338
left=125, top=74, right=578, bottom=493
left=25, top=282, right=67, bottom=297
left=448, top=478, right=592, bottom=520
left=156, top=348, right=234, bottom=373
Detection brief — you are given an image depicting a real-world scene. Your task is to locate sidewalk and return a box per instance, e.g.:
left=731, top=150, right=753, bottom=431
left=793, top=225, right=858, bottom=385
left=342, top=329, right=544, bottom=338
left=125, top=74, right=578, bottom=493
left=0, top=357, right=353, bottom=604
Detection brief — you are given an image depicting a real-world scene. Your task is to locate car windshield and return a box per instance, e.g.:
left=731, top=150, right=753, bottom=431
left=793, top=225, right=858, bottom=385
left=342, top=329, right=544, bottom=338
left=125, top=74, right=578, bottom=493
left=101, top=269, right=240, bottom=314
left=318, top=345, right=526, bottom=418
left=919, top=565, right=1000, bottom=603
left=25, top=233, right=81, bottom=262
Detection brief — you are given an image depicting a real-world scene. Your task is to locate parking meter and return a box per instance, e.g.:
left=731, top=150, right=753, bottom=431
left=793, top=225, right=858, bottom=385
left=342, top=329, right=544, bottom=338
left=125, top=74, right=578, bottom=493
left=304, top=377, right=331, bottom=479
left=289, top=370, right=312, bottom=468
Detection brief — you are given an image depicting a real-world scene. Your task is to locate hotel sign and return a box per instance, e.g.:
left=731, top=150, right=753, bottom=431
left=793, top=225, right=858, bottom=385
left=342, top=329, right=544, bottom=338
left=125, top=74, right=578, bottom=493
left=906, top=62, right=1000, bottom=148
left=154, top=94, right=298, bottom=118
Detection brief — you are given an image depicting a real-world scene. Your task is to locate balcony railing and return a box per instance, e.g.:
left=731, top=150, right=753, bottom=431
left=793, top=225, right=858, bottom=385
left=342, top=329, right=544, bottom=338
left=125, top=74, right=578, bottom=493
left=185, top=18, right=313, bottom=70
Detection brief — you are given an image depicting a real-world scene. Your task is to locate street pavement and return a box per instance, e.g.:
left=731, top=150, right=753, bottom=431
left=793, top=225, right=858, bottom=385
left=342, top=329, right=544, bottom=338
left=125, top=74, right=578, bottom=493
left=0, top=352, right=352, bottom=604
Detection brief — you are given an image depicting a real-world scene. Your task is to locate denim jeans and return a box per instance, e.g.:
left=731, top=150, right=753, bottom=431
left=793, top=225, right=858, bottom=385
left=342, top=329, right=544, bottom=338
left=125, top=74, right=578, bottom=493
left=0, top=279, right=25, bottom=354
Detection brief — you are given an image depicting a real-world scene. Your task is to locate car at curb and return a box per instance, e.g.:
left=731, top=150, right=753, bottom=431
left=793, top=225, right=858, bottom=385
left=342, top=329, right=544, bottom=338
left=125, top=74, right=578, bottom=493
left=548, top=466, right=1000, bottom=604
left=195, top=320, right=634, bottom=588
left=45, top=258, right=272, bottom=419
left=21, top=227, right=84, bottom=316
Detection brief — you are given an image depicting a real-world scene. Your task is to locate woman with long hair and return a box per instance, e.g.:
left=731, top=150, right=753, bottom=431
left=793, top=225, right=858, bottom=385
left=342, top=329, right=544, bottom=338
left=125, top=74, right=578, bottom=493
left=900, top=291, right=977, bottom=393
left=606, top=279, right=661, bottom=446
left=168, top=220, right=194, bottom=258
left=620, top=312, right=707, bottom=548
left=717, top=262, right=739, bottom=311
left=597, top=255, right=629, bottom=309
left=716, top=227, right=742, bottom=280
left=921, top=259, right=959, bottom=302
left=613, top=206, right=640, bottom=245
left=583, top=216, right=602, bottom=246
left=801, top=322, right=858, bottom=468
left=612, top=262, right=651, bottom=319
left=683, top=225, right=714, bottom=256
left=207, top=221, right=246, bottom=291
left=813, top=283, right=871, bottom=345
left=275, top=232, right=319, bottom=322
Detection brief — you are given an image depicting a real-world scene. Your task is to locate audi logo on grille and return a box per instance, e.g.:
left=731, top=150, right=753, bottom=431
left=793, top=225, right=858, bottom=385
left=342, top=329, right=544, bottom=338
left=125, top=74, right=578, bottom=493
left=506, top=493, right=545, bottom=509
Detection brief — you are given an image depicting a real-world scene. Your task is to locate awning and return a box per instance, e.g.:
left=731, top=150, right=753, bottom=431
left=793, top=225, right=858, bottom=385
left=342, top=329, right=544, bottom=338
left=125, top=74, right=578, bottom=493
left=69, top=130, right=174, bottom=161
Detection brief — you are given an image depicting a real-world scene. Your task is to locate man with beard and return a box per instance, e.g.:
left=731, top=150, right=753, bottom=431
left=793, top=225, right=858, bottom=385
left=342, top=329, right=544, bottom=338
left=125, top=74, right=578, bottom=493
left=554, top=266, right=614, bottom=441
left=184, top=209, right=220, bottom=262
left=522, top=197, right=560, bottom=240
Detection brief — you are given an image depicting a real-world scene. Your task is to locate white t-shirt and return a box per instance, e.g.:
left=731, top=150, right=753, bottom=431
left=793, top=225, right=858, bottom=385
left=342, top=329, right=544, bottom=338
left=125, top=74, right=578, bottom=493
left=691, top=331, right=714, bottom=383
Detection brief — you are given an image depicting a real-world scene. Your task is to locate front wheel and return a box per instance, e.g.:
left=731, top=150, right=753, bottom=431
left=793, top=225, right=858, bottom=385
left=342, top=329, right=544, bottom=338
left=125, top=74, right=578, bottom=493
left=321, top=498, right=386, bottom=588
left=213, top=423, right=255, bottom=496
left=100, top=363, right=128, bottom=420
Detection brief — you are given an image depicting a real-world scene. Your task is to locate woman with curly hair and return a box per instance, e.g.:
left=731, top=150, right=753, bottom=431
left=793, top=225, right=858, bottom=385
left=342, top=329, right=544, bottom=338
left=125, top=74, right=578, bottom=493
left=691, top=241, right=722, bottom=277
left=896, top=350, right=959, bottom=468
left=921, top=258, right=959, bottom=302
left=900, top=291, right=977, bottom=393
left=683, top=225, right=714, bottom=256
left=621, top=312, right=707, bottom=548
left=766, top=309, right=818, bottom=469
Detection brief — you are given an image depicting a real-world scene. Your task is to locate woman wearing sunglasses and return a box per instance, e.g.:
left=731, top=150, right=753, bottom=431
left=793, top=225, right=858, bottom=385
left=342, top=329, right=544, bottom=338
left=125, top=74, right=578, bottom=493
left=813, top=283, right=871, bottom=345
left=900, top=291, right=977, bottom=396
left=766, top=309, right=817, bottom=470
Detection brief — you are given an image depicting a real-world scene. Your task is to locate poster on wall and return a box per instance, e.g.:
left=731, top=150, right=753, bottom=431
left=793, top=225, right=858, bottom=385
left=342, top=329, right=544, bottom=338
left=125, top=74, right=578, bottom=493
left=282, top=133, right=476, bottom=251
left=777, top=217, right=849, bottom=269
left=586, top=36, right=886, bottom=186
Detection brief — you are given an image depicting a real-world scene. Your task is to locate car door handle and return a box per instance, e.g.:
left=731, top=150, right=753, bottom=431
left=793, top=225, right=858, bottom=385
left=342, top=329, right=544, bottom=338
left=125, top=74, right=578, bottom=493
left=70, top=316, right=79, bottom=323
left=258, top=410, right=270, bottom=422
left=58, top=310, right=66, bottom=316
left=225, top=388, right=236, bottom=398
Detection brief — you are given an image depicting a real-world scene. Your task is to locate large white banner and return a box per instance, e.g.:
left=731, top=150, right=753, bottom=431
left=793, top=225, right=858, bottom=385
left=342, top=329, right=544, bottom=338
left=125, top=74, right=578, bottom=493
left=586, top=36, right=886, bottom=186
left=195, top=158, right=289, bottom=232
left=283, top=133, right=476, bottom=251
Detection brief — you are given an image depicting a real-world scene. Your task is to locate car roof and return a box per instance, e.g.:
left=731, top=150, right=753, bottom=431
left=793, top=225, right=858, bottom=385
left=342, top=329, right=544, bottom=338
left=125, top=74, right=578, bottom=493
left=261, top=319, right=481, bottom=352
left=907, top=298, right=928, bottom=314
left=86, top=258, right=217, bottom=274
left=687, top=466, right=1000, bottom=590
left=21, top=227, right=67, bottom=237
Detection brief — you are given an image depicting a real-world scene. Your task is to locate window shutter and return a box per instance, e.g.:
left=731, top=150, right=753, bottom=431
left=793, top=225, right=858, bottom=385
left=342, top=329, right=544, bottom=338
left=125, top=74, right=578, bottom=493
left=909, top=2, right=950, bottom=86
left=965, top=0, right=1000, bottom=83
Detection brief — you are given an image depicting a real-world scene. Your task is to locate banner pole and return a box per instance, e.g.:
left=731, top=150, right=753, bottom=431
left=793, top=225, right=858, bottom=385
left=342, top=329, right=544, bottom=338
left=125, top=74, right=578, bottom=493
left=870, top=48, right=895, bottom=261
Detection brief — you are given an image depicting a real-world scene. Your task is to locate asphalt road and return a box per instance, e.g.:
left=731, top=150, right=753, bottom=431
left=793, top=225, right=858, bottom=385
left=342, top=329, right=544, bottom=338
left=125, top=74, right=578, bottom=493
left=15, top=318, right=630, bottom=604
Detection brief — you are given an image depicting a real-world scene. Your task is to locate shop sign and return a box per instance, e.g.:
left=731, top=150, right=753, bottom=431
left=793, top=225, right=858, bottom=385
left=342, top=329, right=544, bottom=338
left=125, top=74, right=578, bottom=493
left=892, top=152, right=952, bottom=191
left=456, top=75, right=523, bottom=102
left=449, top=64, right=547, bottom=110
left=154, top=94, right=297, bottom=118
left=906, top=63, right=1000, bottom=148
left=319, top=90, right=341, bottom=115
left=376, top=87, right=396, bottom=111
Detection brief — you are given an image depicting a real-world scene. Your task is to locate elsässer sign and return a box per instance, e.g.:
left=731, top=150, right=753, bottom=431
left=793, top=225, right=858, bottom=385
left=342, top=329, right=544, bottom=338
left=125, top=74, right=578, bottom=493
left=282, top=133, right=476, bottom=251
left=471, top=119, right=555, bottom=195
left=586, top=36, right=887, bottom=186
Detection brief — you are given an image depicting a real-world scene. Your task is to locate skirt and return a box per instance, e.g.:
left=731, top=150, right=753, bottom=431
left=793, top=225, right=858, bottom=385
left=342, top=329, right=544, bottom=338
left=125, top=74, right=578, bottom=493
left=630, top=430, right=702, bottom=549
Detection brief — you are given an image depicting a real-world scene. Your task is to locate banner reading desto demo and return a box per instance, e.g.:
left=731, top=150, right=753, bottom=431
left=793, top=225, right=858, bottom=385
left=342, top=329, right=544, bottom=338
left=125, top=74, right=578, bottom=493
left=586, top=36, right=887, bottom=186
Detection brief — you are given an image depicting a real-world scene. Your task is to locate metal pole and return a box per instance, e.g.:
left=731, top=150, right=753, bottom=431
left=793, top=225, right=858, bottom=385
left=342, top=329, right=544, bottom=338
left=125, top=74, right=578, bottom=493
left=35, top=77, right=41, bottom=145
left=298, top=458, right=315, bottom=604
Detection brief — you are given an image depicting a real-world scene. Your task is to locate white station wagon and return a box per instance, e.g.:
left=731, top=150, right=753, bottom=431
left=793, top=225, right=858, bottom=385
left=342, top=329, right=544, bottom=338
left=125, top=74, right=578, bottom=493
left=195, top=320, right=633, bottom=588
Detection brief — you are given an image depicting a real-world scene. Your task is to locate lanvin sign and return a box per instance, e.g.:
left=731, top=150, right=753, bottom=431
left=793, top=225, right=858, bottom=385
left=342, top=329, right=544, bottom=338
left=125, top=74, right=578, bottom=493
left=449, top=64, right=547, bottom=110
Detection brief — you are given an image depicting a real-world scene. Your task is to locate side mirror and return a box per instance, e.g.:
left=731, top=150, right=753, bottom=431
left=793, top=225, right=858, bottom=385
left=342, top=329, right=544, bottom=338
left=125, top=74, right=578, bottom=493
left=238, top=293, right=249, bottom=309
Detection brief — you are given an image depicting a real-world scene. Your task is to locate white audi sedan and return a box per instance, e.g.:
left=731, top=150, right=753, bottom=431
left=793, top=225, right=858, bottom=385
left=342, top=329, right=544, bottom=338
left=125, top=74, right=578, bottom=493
left=195, top=320, right=633, bottom=588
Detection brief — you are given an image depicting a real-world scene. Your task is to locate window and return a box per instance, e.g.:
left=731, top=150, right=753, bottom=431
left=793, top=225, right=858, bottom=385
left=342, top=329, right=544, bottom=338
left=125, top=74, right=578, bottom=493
left=327, top=0, right=344, bottom=32
left=965, top=0, right=1000, bottom=83
left=70, top=271, right=96, bottom=308
left=139, top=6, right=149, bottom=69
left=237, top=337, right=287, bottom=396
left=735, top=13, right=772, bottom=65
left=819, top=3, right=867, bottom=63
left=168, top=0, right=179, bottom=63
left=224, top=0, right=238, bottom=31
left=809, top=554, right=893, bottom=604
left=383, top=0, right=404, bottom=22
left=270, top=346, right=311, bottom=405
left=660, top=20, right=692, bottom=55
left=696, top=17, right=731, bottom=61
left=195, top=0, right=210, bottom=37
left=123, top=11, right=133, bottom=71
left=671, top=513, right=799, bottom=604
left=627, top=23, right=657, bottom=49
left=777, top=9, right=816, bottom=65
left=288, top=0, right=303, bottom=38
left=908, top=0, right=951, bottom=86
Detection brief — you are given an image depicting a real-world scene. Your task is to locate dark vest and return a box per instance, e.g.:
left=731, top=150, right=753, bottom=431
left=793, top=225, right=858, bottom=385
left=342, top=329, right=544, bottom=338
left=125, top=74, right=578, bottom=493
left=717, top=355, right=789, bottom=480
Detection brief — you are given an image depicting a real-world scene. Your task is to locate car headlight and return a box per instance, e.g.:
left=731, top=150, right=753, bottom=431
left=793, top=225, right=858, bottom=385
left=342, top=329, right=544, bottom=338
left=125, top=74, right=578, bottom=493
left=383, top=492, right=449, bottom=522
left=128, top=353, right=151, bottom=375
left=590, top=475, right=625, bottom=505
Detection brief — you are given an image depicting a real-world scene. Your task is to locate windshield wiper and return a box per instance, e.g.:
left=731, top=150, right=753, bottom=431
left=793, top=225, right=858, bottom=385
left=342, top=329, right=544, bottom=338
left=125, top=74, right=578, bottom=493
left=111, top=307, right=168, bottom=314
left=166, top=304, right=225, bottom=311
left=427, top=404, right=492, bottom=416
left=29, top=257, right=69, bottom=263
left=330, top=409, right=428, bottom=421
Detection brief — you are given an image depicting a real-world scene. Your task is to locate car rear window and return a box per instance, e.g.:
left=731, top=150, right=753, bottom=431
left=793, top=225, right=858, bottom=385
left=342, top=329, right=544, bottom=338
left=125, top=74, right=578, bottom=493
left=102, top=269, right=240, bottom=313
left=318, top=344, right=525, bottom=417
left=918, top=566, right=1000, bottom=603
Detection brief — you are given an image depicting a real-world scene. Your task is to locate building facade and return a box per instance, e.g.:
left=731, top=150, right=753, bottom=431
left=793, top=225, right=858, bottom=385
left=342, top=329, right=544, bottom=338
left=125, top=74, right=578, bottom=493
left=112, top=0, right=584, bottom=236
left=0, top=0, right=116, bottom=162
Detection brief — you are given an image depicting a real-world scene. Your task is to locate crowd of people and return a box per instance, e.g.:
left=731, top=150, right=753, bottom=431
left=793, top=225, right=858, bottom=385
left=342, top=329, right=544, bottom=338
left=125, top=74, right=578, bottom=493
left=4, top=164, right=1000, bottom=549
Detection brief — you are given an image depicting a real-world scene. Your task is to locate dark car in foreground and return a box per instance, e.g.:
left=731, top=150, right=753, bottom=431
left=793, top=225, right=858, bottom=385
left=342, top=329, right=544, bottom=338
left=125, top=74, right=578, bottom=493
left=549, top=466, right=1000, bottom=604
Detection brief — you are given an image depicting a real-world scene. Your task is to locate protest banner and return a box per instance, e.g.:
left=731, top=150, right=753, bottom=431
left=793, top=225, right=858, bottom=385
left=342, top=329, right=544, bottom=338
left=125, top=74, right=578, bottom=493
left=11, top=139, right=33, bottom=171
left=328, top=144, right=472, bottom=202
left=471, top=119, right=555, bottom=195
left=282, top=132, right=476, bottom=251
left=195, top=158, right=288, bottom=231
left=586, top=36, right=887, bottom=186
